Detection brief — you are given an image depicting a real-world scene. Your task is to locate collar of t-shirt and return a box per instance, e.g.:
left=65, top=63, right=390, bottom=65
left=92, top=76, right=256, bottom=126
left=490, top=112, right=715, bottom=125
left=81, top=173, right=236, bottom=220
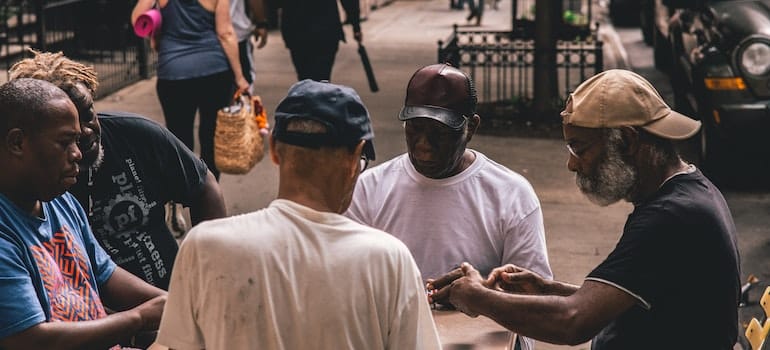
left=658, top=163, right=697, bottom=190
left=402, top=149, right=485, bottom=186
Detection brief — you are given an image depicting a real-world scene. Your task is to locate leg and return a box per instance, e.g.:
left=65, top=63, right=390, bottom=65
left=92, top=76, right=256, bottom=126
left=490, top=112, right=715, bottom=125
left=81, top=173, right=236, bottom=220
left=475, top=0, right=484, bottom=25
left=466, top=0, right=478, bottom=22
left=156, top=78, right=198, bottom=150
left=289, top=46, right=312, bottom=81
left=196, top=70, right=233, bottom=180
left=310, top=41, right=339, bottom=82
left=289, top=41, right=338, bottom=81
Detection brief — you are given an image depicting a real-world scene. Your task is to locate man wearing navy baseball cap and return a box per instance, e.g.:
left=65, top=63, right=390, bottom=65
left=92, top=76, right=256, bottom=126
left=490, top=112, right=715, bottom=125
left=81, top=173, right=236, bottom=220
left=154, top=79, right=441, bottom=350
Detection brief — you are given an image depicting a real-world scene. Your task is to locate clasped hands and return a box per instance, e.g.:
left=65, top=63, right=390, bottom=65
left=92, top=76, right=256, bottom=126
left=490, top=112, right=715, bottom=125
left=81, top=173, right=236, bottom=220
left=425, top=263, right=547, bottom=317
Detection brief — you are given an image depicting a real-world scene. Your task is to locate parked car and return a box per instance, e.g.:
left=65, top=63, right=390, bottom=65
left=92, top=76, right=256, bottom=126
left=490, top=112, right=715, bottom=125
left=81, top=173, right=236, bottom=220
left=651, top=0, right=770, bottom=175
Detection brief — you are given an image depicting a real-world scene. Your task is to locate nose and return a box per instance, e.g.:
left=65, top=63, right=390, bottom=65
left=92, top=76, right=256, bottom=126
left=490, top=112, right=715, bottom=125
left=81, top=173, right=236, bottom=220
left=70, top=143, right=83, bottom=162
left=410, top=134, right=433, bottom=161
left=566, top=153, right=579, bottom=173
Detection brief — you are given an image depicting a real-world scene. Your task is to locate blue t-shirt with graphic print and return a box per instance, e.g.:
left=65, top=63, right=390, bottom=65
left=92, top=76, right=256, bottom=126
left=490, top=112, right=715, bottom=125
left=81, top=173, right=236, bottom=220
left=0, top=192, right=116, bottom=339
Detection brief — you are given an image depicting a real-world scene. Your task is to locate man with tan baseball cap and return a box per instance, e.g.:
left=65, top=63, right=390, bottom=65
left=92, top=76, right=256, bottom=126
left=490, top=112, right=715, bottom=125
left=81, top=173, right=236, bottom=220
left=428, top=69, right=741, bottom=349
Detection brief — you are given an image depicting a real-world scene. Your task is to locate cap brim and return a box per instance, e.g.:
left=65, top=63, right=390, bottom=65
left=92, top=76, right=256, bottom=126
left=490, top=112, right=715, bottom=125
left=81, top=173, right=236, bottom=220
left=398, top=105, right=467, bottom=130
left=641, top=110, right=702, bottom=140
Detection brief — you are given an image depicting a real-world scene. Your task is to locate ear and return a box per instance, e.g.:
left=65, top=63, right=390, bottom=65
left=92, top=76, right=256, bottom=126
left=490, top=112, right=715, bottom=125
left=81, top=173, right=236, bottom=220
left=618, top=126, right=640, bottom=157
left=5, top=128, right=25, bottom=156
left=269, top=134, right=280, bottom=165
left=349, top=140, right=366, bottom=177
left=465, top=114, right=481, bottom=142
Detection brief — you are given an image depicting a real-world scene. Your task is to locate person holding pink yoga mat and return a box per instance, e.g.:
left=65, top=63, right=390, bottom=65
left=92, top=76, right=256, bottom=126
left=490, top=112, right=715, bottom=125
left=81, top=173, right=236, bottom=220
left=132, top=0, right=248, bottom=180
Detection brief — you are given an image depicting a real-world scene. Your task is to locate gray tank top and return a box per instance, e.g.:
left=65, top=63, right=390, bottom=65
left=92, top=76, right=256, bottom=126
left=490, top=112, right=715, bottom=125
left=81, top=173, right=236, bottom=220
left=157, top=0, right=230, bottom=80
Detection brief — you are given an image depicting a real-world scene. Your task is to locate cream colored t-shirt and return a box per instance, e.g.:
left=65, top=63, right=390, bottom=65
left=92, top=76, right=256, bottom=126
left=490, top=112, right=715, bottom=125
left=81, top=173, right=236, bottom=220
left=156, top=199, right=441, bottom=350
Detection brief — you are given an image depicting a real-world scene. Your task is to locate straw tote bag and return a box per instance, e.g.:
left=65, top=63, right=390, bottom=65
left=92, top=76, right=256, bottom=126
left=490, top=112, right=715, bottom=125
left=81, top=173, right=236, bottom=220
left=214, top=92, right=268, bottom=174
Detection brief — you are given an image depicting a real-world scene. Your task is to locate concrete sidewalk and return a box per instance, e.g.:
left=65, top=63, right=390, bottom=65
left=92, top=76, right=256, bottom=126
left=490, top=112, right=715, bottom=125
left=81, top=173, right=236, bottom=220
left=95, top=2, right=631, bottom=349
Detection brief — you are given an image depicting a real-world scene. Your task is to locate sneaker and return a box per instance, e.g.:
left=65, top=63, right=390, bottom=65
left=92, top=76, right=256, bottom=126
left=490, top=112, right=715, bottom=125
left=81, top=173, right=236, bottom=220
left=165, top=201, right=188, bottom=239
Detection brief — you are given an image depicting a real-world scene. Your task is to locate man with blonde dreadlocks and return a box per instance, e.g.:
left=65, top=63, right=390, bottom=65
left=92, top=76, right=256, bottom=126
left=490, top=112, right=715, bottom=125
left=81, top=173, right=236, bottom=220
left=10, top=50, right=227, bottom=291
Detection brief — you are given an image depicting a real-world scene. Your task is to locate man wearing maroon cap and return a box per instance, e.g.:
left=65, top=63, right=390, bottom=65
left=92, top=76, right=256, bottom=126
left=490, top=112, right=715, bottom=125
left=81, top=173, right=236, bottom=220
left=428, top=70, right=740, bottom=349
left=346, top=63, right=552, bottom=350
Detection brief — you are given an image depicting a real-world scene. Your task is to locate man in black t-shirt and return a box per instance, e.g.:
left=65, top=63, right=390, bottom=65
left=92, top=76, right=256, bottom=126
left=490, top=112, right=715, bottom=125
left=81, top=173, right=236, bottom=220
left=10, top=50, right=227, bottom=291
left=429, top=70, right=741, bottom=349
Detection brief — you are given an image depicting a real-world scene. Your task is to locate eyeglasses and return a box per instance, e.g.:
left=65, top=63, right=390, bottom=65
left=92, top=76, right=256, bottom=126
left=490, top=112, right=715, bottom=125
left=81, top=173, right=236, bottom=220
left=565, top=141, right=596, bottom=160
left=359, top=156, right=370, bottom=173
left=565, top=143, right=581, bottom=159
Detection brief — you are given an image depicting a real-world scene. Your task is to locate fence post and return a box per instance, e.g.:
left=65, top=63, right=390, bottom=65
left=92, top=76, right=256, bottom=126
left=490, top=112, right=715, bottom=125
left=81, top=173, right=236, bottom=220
left=138, top=39, right=150, bottom=79
left=594, top=22, right=603, bottom=71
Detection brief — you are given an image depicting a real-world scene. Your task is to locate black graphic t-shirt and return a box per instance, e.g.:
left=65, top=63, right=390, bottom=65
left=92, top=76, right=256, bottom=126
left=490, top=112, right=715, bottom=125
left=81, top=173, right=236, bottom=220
left=69, top=112, right=208, bottom=290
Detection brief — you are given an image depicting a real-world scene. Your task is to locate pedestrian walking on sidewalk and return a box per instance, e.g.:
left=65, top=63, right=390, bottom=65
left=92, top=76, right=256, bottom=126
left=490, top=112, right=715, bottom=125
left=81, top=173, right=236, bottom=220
left=132, top=0, right=249, bottom=179
left=153, top=80, right=441, bottom=350
left=466, top=0, right=484, bottom=25
left=10, top=50, right=227, bottom=293
left=277, top=0, right=363, bottom=81
left=231, top=0, right=269, bottom=92
left=429, top=69, right=741, bottom=350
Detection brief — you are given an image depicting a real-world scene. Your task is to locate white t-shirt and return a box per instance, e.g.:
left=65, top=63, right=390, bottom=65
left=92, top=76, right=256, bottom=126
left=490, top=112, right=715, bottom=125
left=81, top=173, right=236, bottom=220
left=156, top=199, right=441, bottom=350
left=229, top=0, right=254, bottom=41
left=347, top=150, right=552, bottom=280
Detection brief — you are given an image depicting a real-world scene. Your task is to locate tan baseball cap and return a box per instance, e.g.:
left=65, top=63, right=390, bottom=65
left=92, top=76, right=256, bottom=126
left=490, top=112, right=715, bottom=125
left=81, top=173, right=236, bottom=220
left=560, top=69, right=701, bottom=140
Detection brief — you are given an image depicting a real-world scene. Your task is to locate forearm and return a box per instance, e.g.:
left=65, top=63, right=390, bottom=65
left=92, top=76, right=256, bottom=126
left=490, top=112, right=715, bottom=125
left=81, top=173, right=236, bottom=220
left=0, top=310, right=142, bottom=350
left=219, top=31, right=244, bottom=80
left=214, top=0, right=244, bottom=81
left=470, top=287, right=590, bottom=345
left=544, top=279, right=580, bottom=296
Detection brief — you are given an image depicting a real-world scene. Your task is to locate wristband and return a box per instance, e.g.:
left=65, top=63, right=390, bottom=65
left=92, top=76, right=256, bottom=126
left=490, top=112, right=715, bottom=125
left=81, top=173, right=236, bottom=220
left=255, top=21, right=268, bottom=29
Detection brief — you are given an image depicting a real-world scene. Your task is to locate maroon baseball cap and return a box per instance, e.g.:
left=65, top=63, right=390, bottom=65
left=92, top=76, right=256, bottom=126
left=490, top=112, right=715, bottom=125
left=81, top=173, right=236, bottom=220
left=398, top=63, right=477, bottom=130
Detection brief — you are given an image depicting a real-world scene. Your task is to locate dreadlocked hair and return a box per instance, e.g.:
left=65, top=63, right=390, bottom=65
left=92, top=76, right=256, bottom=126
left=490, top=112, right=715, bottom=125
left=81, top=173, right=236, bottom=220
left=9, top=49, right=98, bottom=95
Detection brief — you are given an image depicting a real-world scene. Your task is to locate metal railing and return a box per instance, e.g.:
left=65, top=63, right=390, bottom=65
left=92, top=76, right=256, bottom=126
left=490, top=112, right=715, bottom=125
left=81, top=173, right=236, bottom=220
left=1, top=0, right=156, bottom=99
left=437, top=24, right=603, bottom=106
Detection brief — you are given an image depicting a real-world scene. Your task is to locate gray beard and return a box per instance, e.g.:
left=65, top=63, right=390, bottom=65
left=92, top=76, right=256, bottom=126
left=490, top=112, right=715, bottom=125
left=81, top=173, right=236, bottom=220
left=576, top=139, right=637, bottom=207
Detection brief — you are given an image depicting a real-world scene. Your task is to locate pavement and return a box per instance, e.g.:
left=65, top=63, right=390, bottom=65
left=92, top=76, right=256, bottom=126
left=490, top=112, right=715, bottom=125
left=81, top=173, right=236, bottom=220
left=95, top=2, right=631, bottom=349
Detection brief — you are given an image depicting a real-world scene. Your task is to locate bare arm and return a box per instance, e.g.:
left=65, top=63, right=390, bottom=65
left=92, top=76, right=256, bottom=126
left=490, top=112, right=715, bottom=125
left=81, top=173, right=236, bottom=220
left=0, top=268, right=166, bottom=350
left=437, top=264, right=638, bottom=346
left=189, top=170, right=227, bottom=226
left=131, top=0, right=158, bottom=25
left=215, top=0, right=249, bottom=92
left=248, top=0, right=268, bottom=48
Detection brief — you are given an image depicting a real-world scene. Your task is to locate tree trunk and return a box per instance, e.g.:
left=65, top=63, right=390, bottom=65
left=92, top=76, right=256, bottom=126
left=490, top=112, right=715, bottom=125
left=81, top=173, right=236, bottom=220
left=533, top=0, right=562, bottom=117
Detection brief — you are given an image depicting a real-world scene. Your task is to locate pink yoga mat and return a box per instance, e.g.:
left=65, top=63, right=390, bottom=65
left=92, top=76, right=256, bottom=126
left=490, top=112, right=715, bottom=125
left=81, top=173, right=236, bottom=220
left=134, top=9, right=162, bottom=38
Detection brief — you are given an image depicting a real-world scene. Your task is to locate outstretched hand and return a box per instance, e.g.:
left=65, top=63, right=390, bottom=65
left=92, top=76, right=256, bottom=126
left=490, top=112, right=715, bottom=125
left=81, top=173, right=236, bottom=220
left=486, top=264, right=548, bottom=295
left=427, top=263, right=487, bottom=317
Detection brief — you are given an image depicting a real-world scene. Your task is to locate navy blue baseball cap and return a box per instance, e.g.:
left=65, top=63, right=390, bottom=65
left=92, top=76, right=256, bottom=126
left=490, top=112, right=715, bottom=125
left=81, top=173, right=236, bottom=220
left=273, top=79, right=375, bottom=161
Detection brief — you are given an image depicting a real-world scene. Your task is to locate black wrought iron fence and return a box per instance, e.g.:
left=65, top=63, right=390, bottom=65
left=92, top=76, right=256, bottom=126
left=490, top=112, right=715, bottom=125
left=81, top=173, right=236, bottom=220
left=437, top=25, right=603, bottom=106
left=1, top=0, right=156, bottom=99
